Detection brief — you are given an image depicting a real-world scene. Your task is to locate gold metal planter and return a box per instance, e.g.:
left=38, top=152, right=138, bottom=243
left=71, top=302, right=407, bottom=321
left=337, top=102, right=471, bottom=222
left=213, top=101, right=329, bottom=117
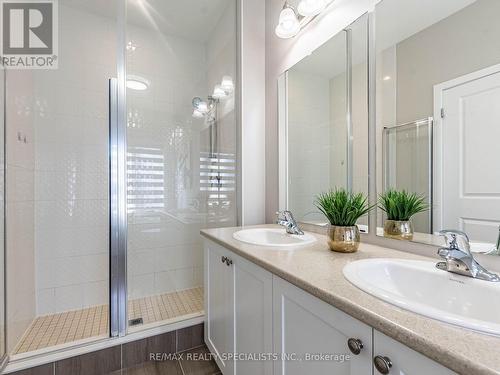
left=327, top=225, right=360, bottom=253
left=383, top=220, right=413, bottom=240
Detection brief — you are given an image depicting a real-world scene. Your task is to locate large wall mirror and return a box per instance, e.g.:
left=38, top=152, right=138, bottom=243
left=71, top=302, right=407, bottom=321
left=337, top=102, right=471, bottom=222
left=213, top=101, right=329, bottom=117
left=278, top=14, right=369, bottom=230
left=375, top=0, right=500, bottom=252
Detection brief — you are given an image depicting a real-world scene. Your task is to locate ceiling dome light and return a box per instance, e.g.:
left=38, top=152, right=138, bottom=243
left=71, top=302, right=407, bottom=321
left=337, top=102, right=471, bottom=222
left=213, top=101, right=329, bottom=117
left=297, top=0, right=326, bottom=17
left=212, top=84, right=227, bottom=99
left=275, top=7, right=300, bottom=39
left=126, top=75, right=149, bottom=91
left=221, top=76, right=234, bottom=93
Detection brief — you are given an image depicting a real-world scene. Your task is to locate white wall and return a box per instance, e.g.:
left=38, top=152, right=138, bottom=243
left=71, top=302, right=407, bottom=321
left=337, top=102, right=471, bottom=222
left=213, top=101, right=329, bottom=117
left=6, top=70, right=36, bottom=351
left=265, top=0, right=377, bottom=222
left=287, top=71, right=331, bottom=222
left=33, top=5, right=114, bottom=315
left=240, top=0, right=266, bottom=225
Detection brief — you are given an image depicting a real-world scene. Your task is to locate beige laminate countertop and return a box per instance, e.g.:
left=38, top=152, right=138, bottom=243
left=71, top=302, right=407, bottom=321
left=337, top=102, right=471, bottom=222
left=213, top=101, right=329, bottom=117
left=201, top=224, right=500, bottom=375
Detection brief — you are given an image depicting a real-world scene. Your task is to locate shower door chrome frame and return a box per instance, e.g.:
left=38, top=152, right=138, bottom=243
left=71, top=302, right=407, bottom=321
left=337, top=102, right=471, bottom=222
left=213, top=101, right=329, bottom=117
left=0, top=67, right=8, bottom=373
left=109, top=0, right=128, bottom=338
left=109, top=77, right=127, bottom=338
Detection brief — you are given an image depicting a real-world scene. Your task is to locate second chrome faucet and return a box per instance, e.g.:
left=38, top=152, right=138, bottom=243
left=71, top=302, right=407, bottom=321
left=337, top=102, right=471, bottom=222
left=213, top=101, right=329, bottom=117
left=436, top=229, right=500, bottom=282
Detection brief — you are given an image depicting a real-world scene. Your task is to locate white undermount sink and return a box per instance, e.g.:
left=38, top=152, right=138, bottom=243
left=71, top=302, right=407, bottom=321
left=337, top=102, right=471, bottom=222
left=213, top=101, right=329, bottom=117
left=343, top=258, right=500, bottom=336
left=232, top=228, right=316, bottom=248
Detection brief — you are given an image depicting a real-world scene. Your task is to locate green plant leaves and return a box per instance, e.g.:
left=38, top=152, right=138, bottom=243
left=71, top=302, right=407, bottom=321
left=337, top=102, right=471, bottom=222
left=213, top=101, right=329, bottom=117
left=314, top=188, right=373, bottom=226
left=378, top=189, right=428, bottom=221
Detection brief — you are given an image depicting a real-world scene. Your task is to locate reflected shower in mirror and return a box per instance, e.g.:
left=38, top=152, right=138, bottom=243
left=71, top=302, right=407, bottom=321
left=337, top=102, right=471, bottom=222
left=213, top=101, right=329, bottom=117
left=279, top=14, right=369, bottom=230
left=375, top=0, right=500, bottom=252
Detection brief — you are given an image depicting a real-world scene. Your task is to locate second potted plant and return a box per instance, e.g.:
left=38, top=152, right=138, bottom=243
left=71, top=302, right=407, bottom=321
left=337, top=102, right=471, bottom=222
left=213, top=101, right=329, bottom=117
left=378, top=190, right=428, bottom=240
left=315, top=188, right=373, bottom=253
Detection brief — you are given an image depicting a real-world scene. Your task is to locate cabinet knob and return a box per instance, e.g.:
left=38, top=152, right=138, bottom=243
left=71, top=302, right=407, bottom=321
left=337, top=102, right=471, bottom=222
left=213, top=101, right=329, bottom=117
left=347, top=338, right=363, bottom=355
left=225, top=258, right=233, bottom=266
left=373, top=355, right=392, bottom=374
left=221, top=256, right=227, bottom=263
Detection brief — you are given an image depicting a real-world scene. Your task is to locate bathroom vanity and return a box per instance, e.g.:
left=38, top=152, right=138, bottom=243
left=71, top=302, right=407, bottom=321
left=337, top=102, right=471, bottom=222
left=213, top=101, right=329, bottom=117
left=202, top=225, right=500, bottom=375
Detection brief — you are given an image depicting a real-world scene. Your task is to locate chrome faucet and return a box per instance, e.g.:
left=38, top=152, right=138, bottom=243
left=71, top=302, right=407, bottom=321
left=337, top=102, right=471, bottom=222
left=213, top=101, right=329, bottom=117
left=492, top=226, right=500, bottom=255
left=436, top=230, right=500, bottom=282
left=276, top=211, right=304, bottom=235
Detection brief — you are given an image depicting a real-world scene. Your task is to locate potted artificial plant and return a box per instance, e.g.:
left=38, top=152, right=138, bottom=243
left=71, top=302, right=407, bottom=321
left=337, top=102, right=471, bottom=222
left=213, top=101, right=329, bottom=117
left=315, top=188, right=373, bottom=253
left=378, top=190, right=428, bottom=241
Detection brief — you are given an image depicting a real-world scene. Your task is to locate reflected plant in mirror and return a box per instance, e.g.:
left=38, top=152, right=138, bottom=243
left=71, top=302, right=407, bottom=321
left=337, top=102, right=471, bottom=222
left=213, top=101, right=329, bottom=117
left=378, top=190, right=428, bottom=241
left=315, top=188, right=373, bottom=253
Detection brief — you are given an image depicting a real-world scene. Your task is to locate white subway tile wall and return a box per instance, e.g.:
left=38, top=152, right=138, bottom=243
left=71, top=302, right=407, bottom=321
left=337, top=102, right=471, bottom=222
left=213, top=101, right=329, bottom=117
left=33, top=4, right=115, bottom=316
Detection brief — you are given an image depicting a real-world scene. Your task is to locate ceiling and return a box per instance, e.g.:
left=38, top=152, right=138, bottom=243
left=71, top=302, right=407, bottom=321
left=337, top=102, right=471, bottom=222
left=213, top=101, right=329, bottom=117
left=63, top=0, right=232, bottom=42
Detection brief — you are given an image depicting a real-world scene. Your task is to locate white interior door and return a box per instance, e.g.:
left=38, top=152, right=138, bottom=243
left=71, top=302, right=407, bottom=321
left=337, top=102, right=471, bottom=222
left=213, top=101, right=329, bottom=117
left=435, top=65, right=500, bottom=242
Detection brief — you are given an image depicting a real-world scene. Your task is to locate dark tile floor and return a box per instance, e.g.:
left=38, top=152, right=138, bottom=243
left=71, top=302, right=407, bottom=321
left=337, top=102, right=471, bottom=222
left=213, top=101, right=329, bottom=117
left=114, top=346, right=221, bottom=375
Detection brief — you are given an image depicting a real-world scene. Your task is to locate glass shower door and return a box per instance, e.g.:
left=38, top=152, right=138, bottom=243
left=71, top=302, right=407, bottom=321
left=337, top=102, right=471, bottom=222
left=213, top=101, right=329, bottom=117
left=124, top=0, right=237, bottom=332
left=5, top=0, right=118, bottom=356
left=0, top=70, right=6, bottom=368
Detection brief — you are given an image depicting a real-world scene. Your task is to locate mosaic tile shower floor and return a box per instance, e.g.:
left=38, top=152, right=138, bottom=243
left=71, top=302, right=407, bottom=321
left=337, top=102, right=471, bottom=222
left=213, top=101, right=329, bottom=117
left=14, top=287, right=204, bottom=354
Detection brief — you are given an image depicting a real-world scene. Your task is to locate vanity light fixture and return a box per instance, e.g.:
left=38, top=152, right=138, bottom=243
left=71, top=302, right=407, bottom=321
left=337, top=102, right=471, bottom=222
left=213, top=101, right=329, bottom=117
left=212, top=76, right=234, bottom=99
left=275, top=6, right=300, bottom=39
left=197, top=101, right=209, bottom=113
left=212, top=84, right=227, bottom=99
left=221, top=76, right=234, bottom=94
left=275, top=0, right=334, bottom=39
left=297, top=0, right=326, bottom=17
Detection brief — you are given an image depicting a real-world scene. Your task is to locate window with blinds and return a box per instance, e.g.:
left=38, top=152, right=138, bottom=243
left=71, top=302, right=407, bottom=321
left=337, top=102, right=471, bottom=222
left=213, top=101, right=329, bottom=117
left=127, top=146, right=165, bottom=213
left=199, top=151, right=236, bottom=211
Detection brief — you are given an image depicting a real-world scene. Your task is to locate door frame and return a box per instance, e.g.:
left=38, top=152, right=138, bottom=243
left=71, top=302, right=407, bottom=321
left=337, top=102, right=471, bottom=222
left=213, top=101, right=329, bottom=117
left=433, top=63, right=500, bottom=232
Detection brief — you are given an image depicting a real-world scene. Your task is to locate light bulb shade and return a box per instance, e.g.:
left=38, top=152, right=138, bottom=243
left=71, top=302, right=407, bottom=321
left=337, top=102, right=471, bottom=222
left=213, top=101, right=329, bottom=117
left=192, top=109, right=204, bottom=118
left=221, top=76, right=234, bottom=93
left=275, top=7, right=300, bottom=39
left=297, top=0, right=326, bottom=17
left=212, top=84, right=227, bottom=99
left=197, top=101, right=208, bottom=113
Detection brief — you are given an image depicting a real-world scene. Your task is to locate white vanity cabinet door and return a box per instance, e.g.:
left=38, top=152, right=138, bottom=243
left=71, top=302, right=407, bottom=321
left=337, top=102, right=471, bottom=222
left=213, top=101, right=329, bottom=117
left=234, top=254, right=273, bottom=375
left=204, top=240, right=273, bottom=375
left=205, top=241, right=235, bottom=374
left=373, top=331, right=456, bottom=375
left=273, top=276, right=372, bottom=375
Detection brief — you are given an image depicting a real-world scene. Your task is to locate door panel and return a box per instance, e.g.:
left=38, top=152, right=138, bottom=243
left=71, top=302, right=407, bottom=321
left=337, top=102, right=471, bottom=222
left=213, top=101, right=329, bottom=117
left=205, top=242, right=234, bottom=373
left=441, top=69, right=500, bottom=242
left=373, top=330, right=456, bottom=375
left=234, top=256, right=273, bottom=375
left=273, top=277, right=372, bottom=375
